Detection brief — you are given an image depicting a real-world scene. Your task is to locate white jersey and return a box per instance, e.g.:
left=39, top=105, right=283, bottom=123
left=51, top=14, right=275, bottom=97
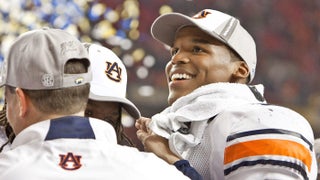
left=0, top=116, right=189, bottom=180
left=150, top=83, right=317, bottom=180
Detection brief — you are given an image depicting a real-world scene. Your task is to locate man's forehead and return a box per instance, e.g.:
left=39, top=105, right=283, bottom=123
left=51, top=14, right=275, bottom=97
left=173, top=26, right=225, bottom=46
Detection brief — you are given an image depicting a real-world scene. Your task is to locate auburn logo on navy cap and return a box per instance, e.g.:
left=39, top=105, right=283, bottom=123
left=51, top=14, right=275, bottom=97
left=59, top=152, right=82, bottom=170
left=105, top=61, right=122, bottom=82
left=193, top=10, right=211, bottom=19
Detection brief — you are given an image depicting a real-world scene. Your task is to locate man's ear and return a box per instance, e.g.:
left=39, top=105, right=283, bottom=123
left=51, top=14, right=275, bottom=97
left=232, top=61, right=250, bottom=83
left=15, top=88, right=28, bottom=117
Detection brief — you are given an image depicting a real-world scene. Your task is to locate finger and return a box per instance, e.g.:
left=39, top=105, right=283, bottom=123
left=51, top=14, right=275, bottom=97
left=135, top=117, right=148, bottom=130
left=140, top=121, right=148, bottom=132
left=136, top=129, right=147, bottom=144
left=134, top=119, right=141, bottom=129
left=139, top=117, right=152, bottom=131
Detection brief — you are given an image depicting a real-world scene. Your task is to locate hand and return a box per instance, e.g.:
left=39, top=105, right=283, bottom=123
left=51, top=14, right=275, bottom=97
left=135, top=117, right=156, bottom=151
left=135, top=117, right=181, bottom=164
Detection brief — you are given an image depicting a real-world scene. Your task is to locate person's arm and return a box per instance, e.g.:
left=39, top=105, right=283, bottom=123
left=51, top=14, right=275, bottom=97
left=136, top=117, right=202, bottom=180
left=215, top=107, right=318, bottom=180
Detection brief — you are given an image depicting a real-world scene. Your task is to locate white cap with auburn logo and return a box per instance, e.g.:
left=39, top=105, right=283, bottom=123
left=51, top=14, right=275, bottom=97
left=85, top=43, right=141, bottom=119
left=151, top=9, right=257, bottom=82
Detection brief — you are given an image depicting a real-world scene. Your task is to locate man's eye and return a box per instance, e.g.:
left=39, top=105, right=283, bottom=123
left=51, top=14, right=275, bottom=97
left=193, top=47, right=203, bottom=53
left=170, top=48, right=178, bottom=56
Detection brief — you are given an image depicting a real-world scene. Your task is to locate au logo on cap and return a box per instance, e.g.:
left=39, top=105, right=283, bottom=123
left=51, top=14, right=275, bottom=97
left=105, top=61, right=122, bottom=82
left=193, top=10, right=211, bottom=19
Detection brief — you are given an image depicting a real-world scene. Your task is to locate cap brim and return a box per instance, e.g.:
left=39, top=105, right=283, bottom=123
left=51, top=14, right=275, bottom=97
left=89, top=92, right=141, bottom=119
left=151, top=13, right=224, bottom=47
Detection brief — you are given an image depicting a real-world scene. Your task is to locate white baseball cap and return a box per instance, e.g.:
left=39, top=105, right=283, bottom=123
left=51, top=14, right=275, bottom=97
left=84, top=43, right=141, bottom=119
left=0, top=27, right=91, bottom=89
left=151, top=9, right=257, bottom=82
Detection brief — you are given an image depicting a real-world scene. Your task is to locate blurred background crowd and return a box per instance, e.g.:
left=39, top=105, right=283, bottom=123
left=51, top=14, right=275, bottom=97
left=0, top=0, right=319, bottom=149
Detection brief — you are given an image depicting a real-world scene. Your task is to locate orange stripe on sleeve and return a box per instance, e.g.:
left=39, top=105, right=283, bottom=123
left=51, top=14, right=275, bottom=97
left=224, top=139, right=312, bottom=171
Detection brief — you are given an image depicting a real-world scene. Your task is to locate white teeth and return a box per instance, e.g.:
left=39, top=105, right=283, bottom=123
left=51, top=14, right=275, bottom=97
left=171, top=73, right=192, bottom=81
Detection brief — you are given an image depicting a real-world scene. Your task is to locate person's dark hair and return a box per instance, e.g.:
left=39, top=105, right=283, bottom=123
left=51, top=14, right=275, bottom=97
left=85, top=99, right=135, bottom=147
left=104, top=109, right=135, bottom=147
left=228, top=47, right=250, bottom=83
left=0, top=103, right=15, bottom=152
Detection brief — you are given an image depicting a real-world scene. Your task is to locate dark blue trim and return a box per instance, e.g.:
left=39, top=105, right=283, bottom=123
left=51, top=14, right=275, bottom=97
left=174, top=160, right=203, bottom=180
left=248, top=86, right=265, bottom=102
left=45, top=116, right=95, bottom=140
left=224, top=159, right=308, bottom=180
left=226, top=128, right=313, bottom=151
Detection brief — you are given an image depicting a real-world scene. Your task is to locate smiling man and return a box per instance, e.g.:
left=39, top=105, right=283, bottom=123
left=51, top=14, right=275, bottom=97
left=136, top=9, right=318, bottom=180
left=166, top=26, right=249, bottom=105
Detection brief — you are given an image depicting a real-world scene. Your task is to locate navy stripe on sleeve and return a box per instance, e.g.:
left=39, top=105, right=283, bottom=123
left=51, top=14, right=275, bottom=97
left=224, top=159, right=308, bottom=180
left=226, top=128, right=312, bottom=151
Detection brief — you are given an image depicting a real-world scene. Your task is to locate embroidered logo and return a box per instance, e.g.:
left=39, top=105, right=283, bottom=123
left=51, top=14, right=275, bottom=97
left=41, top=74, right=54, bottom=87
left=59, top=152, right=82, bottom=170
left=193, top=10, right=211, bottom=19
left=105, top=61, right=122, bottom=82
left=60, top=41, right=78, bottom=56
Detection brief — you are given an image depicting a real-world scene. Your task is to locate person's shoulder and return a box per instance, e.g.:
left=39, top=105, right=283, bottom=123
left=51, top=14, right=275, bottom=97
left=0, top=143, right=31, bottom=173
left=101, top=145, right=189, bottom=179
left=211, top=103, right=313, bottom=138
left=88, top=117, right=116, bottom=131
left=218, top=103, right=308, bottom=123
left=88, top=117, right=117, bottom=143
